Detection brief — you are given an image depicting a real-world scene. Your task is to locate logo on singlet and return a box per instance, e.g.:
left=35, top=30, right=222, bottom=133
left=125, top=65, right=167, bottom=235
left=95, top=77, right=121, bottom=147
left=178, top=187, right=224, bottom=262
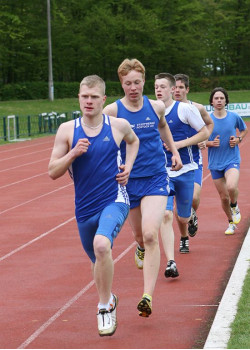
left=103, top=136, right=110, bottom=142
left=146, top=117, right=151, bottom=121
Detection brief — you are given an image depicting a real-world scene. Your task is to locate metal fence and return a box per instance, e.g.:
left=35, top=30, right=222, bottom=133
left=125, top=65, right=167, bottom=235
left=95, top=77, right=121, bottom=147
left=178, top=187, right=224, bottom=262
left=0, top=111, right=81, bottom=141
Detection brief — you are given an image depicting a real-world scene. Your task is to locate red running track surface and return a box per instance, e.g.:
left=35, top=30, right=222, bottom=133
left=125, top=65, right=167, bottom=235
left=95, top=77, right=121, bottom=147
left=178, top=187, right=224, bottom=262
left=0, top=128, right=249, bottom=349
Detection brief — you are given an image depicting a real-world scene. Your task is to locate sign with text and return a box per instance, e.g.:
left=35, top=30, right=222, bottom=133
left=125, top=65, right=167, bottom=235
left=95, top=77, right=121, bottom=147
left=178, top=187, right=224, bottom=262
left=205, top=102, right=250, bottom=118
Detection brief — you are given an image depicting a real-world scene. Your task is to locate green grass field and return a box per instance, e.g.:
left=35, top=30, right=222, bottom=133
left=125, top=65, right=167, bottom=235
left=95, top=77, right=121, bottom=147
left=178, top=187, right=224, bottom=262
left=1, top=91, right=249, bottom=142
left=227, top=267, right=250, bottom=349
left=0, top=90, right=250, bottom=117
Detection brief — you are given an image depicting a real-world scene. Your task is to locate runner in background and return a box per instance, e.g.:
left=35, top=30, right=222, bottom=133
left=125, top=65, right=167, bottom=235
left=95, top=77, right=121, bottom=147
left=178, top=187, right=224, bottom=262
left=174, top=74, right=214, bottom=237
left=206, top=87, right=248, bottom=234
left=103, top=59, right=182, bottom=317
left=155, top=72, right=209, bottom=279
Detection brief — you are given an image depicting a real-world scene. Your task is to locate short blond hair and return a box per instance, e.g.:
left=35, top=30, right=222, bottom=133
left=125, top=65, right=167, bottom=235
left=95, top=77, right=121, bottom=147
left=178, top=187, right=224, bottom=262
left=79, top=75, right=105, bottom=95
left=118, top=58, right=145, bottom=82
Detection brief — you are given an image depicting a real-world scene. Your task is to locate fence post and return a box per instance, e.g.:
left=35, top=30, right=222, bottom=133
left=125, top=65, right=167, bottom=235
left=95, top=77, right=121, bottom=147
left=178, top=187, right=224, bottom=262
left=16, top=116, right=19, bottom=139
left=27, top=116, right=31, bottom=136
left=3, top=117, right=7, bottom=141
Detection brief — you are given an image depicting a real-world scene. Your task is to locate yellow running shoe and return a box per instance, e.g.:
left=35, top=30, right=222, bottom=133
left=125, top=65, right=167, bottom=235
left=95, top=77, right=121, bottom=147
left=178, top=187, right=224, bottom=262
left=231, top=205, right=241, bottom=224
left=225, top=222, right=236, bottom=235
left=135, top=246, right=145, bottom=269
left=137, top=294, right=152, bottom=317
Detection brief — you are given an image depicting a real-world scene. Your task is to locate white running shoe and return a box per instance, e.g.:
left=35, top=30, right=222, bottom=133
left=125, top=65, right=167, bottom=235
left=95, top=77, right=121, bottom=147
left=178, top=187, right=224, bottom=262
left=97, top=294, right=118, bottom=337
left=231, top=205, right=241, bottom=224
left=135, top=246, right=145, bottom=269
left=225, top=222, right=236, bottom=235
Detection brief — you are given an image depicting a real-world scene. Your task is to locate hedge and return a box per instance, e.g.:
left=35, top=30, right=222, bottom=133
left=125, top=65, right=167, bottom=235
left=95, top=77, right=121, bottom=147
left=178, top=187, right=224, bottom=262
left=1, top=76, right=250, bottom=101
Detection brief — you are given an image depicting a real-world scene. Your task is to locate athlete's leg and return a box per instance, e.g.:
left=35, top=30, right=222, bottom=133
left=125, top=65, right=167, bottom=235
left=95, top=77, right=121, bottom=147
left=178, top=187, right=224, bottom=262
left=175, top=172, right=194, bottom=238
left=93, top=202, right=129, bottom=305
left=192, top=182, right=201, bottom=211
left=139, top=195, right=167, bottom=296
left=225, top=168, right=240, bottom=204
left=213, top=177, right=233, bottom=221
left=128, top=206, right=143, bottom=248
left=93, top=235, right=113, bottom=304
left=192, top=165, right=203, bottom=211
left=160, top=195, right=175, bottom=262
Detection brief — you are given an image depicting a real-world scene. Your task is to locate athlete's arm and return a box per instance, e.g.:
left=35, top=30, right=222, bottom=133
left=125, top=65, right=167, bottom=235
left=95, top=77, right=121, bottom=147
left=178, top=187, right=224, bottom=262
left=174, top=104, right=210, bottom=149
left=193, top=102, right=214, bottom=136
left=48, top=121, right=90, bottom=180
left=103, top=102, right=118, bottom=117
left=193, top=103, right=214, bottom=149
left=206, top=135, right=220, bottom=148
left=153, top=100, right=183, bottom=171
left=176, top=125, right=209, bottom=149
left=110, top=117, right=139, bottom=185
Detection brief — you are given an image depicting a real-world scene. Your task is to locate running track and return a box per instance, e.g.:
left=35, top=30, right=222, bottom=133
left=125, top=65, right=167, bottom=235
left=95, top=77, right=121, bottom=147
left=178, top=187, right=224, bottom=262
left=0, top=128, right=249, bottom=349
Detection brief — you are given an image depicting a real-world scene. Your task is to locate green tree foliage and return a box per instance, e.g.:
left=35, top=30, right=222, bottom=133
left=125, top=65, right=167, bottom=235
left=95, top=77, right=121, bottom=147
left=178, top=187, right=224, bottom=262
left=0, top=0, right=249, bottom=85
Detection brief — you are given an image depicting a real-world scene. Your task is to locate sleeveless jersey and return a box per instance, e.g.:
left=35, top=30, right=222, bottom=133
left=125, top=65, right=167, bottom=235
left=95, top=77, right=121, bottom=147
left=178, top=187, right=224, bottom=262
left=116, top=96, right=167, bottom=178
left=164, top=101, right=194, bottom=166
left=71, top=115, right=129, bottom=222
left=188, top=101, right=202, bottom=165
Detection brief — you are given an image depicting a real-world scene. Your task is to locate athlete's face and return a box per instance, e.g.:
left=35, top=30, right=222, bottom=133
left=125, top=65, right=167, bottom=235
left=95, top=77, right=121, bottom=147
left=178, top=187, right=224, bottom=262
left=78, top=84, right=106, bottom=118
left=211, top=91, right=226, bottom=110
left=155, top=78, right=175, bottom=103
left=121, top=70, right=145, bottom=103
left=174, top=80, right=189, bottom=102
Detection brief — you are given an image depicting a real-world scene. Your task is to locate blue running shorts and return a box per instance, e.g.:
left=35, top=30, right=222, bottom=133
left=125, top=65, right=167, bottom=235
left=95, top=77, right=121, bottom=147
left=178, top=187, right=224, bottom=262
left=194, top=164, right=203, bottom=186
left=166, top=171, right=195, bottom=218
left=77, top=202, right=129, bottom=263
left=126, top=172, right=172, bottom=209
left=210, top=163, right=240, bottom=180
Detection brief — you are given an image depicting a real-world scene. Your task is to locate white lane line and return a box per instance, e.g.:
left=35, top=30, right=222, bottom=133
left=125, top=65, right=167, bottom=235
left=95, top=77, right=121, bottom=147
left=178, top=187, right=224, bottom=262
left=204, top=226, right=250, bottom=349
left=0, top=172, right=48, bottom=189
left=0, top=147, right=52, bottom=162
left=0, top=139, right=54, bottom=154
left=0, top=158, right=49, bottom=173
left=203, top=172, right=211, bottom=181
left=17, top=241, right=136, bottom=349
left=0, top=183, right=73, bottom=215
left=0, top=217, right=75, bottom=263
left=177, top=304, right=218, bottom=307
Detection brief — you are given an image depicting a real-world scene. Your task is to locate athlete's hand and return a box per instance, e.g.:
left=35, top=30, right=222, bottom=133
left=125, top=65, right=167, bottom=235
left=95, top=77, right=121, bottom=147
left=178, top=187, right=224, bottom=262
left=213, top=135, right=220, bottom=147
left=229, top=136, right=237, bottom=148
left=116, top=164, right=130, bottom=186
left=170, top=154, right=183, bottom=171
left=163, top=141, right=182, bottom=151
left=72, top=138, right=90, bottom=157
left=163, top=142, right=169, bottom=151
left=198, top=140, right=207, bottom=150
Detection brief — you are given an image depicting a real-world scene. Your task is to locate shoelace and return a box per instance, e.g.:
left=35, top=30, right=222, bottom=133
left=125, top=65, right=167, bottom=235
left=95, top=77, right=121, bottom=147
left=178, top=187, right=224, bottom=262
left=99, top=310, right=111, bottom=326
left=137, top=248, right=145, bottom=260
left=232, top=207, right=240, bottom=215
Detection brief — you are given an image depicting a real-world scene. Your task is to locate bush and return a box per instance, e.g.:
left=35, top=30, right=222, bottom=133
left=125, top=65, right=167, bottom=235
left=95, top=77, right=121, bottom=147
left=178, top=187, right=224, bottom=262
left=0, top=76, right=250, bottom=101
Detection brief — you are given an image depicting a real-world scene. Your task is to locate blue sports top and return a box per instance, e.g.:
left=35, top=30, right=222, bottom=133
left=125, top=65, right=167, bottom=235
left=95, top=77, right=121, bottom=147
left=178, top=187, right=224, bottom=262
left=189, top=127, right=202, bottom=165
left=71, top=115, right=129, bottom=222
left=208, top=111, right=247, bottom=170
left=116, top=96, right=167, bottom=178
left=164, top=101, right=194, bottom=166
left=188, top=101, right=202, bottom=166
